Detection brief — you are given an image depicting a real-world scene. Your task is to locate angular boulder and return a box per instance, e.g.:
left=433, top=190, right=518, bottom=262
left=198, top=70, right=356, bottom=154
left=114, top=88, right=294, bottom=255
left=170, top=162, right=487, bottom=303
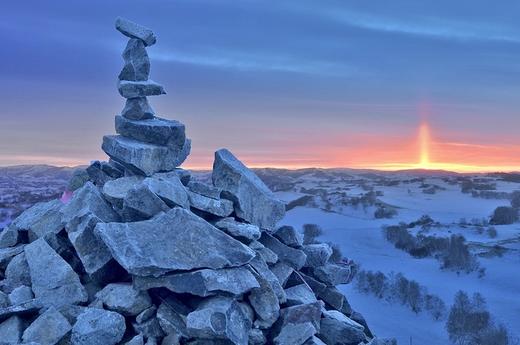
left=115, top=115, right=186, bottom=149
left=102, top=135, right=190, bottom=176
left=96, top=283, right=152, bottom=316
left=8, top=285, right=33, bottom=305
left=0, top=316, right=24, bottom=344
left=121, top=183, right=170, bottom=221
left=133, top=266, right=259, bottom=297
left=62, top=182, right=119, bottom=224
left=115, top=17, right=157, bottom=46
left=95, top=208, right=255, bottom=276
left=2, top=252, right=31, bottom=293
left=312, top=264, right=352, bottom=286
left=273, top=301, right=323, bottom=345
left=143, top=175, right=189, bottom=208
left=273, top=225, right=303, bottom=248
left=247, top=270, right=280, bottom=329
left=22, top=308, right=71, bottom=345
left=215, top=218, right=261, bottom=242
left=118, top=80, right=166, bottom=98
left=121, top=97, right=155, bottom=120
left=119, top=38, right=150, bottom=81
left=285, top=284, right=317, bottom=306
left=302, top=243, right=333, bottom=268
left=212, top=149, right=285, bottom=230
left=319, top=310, right=365, bottom=345
left=187, top=181, right=222, bottom=199
left=102, top=176, right=144, bottom=209
left=258, top=232, right=307, bottom=270
left=71, top=308, right=126, bottom=345
left=188, top=191, right=234, bottom=217
left=24, top=239, right=87, bottom=308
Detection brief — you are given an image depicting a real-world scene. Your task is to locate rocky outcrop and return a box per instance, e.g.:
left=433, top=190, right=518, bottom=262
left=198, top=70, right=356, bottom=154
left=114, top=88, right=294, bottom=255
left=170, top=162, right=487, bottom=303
left=0, top=16, right=394, bottom=345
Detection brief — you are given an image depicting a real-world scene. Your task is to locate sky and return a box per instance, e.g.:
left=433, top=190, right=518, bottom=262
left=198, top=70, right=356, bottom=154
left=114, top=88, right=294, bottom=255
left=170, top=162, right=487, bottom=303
left=1, top=0, right=520, bottom=171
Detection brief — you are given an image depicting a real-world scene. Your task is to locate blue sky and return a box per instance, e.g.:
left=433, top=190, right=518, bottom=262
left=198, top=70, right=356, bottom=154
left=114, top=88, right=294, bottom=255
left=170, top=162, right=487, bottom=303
left=1, top=0, right=519, bottom=169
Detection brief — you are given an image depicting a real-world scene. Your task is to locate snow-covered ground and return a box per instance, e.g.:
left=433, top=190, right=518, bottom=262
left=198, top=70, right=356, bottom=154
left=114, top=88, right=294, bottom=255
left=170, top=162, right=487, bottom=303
left=274, top=170, right=520, bottom=344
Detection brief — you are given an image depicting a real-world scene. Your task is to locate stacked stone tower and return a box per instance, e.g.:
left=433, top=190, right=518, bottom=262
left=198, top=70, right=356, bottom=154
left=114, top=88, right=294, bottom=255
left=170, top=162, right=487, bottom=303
left=102, top=17, right=191, bottom=176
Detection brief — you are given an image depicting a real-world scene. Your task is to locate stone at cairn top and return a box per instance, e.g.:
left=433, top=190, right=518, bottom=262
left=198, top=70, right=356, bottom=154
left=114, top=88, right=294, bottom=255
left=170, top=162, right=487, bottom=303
left=115, top=17, right=157, bottom=47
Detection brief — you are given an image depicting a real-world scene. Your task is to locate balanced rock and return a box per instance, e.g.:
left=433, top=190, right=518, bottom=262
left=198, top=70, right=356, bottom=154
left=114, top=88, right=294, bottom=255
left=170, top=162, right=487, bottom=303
left=24, top=239, right=87, bottom=308
left=22, top=308, right=71, bottom=345
left=186, top=296, right=251, bottom=345
left=102, top=135, right=190, bottom=176
left=121, top=97, right=155, bottom=120
left=118, top=80, right=166, bottom=98
left=71, top=308, right=126, bottom=345
left=133, top=267, right=259, bottom=297
left=116, top=17, right=157, bottom=46
left=95, top=207, right=255, bottom=276
left=119, top=38, right=150, bottom=81
left=95, top=283, right=152, bottom=316
left=115, top=115, right=186, bottom=149
left=212, top=149, right=285, bottom=230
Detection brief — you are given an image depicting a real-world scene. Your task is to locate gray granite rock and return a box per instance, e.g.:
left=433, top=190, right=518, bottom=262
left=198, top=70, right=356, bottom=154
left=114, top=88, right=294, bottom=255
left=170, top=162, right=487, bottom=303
left=188, top=191, right=234, bottom=217
left=122, top=183, right=170, bottom=221
left=156, top=296, right=190, bottom=337
left=0, top=315, right=24, bottom=344
left=95, top=208, right=255, bottom=276
left=247, top=269, right=279, bottom=329
left=102, top=135, right=190, bottom=176
left=318, top=286, right=351, bottom=315
left=273, top=302, right=323, bottom=345
left=0, top=245, right=24, bottom=268
left=284, top=284, right=317, bottom=306
left=2, top=252, right=31, bottom=293
left=5, top=199, right=64, bottom=243
left=102, top=176, right=144, bottom=209
left=273, top=226, right=303, bottom=248
left=258, top=232, right=307, bottom=270
left=66, top=213, right=113, bottom=277
left=312, top=263, right=352, bottom=286
left=86, top=160, right=114, bottom=186
left=270, top=262, right=294, bottom=288
left=118, top=80, right=166, bottom=98
left=249, top=328, right=267, bottom=345
left=186, top=296, right=251, bottom=345
left=124, top=335, right=144, bottom=345
left=367, top=338, right=398, bottom=345
left=8, top=285, right=33, bottom=305
left=133, top=266, right=259, bottom=297
left=68, top=169, right=90, bottom=191
left=71, top=308, right=126, bottom=345
left=0, top=298, right=42, bottom=321
left=0, top=226, right=18, bottom=249
left=136, top=305, right=156, bottom=324
left=171, top=169, right=191, bottom=186
left=115, top=17, right=157, bottom=46
left=115, top=115, right=186, bottom=149
left=248, top=254, right=286, bottom=304
left=122, top=97, right=155, bottom=120
left=143, top=175, right=189, bottom=208
left=62, top=182, right=119, bottom=224
left=119, top=38, right=150, bottom=81
left=212, top=149, right=285, bottom=230
left=303, top=336, right=326, bottom=345
left=0, top=291, right=8, bottom=307
left=22, top=308, right=71, bottom=345
left=24, top=239, right=87, bottom=308
left=214, top=218, right=260, bottom=242
left=187, top=181, right=222, bottom=200
left=132, top=316, right=165, bottom=339
left=349, top=311, right=374, bottom=338
left=318, top=310, right=365, bottom=345
left=249, top=241, right=278, bottom=264
left=96, top=283, right=152, bottom=316
left=302, top=243, right=332, bottom=268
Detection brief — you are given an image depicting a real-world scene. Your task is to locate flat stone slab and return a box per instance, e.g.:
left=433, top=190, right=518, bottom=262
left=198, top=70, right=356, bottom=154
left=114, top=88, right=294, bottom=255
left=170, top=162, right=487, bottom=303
left=102, top=135, right=190, bottom=176
left=212, top=149, right=285, bottom=230
left=95, top=208, right=256, bottom=276
left=115, top=115, right=186, bottom=149
left=133, top=266, right=259, bottom=297
left=118, top=80, right=166, bottom=98
left=214, top=217, right=261, bottom=242
left=188, top=191, right=234, bottom=217
left=116, top=17, right=157, bottom=46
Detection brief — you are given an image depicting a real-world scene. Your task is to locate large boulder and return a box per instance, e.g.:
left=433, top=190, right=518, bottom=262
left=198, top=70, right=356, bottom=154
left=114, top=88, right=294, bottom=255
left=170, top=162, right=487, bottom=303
left=133, top=267, right=259, bottom=297
left=186, top=296, right=251, bottom=345
left=212, top=149, right=285, bottom=230
left=71, top=308, right=126, bottom=345
left=95, top=208, right=255, bottom=276
left=24, top=239, right=87, bottom=308
left=119, top=38, right=150, bottom=81
left=102, top=135, right=190, bottom=176
left=22, top=308, right=71, bottom=345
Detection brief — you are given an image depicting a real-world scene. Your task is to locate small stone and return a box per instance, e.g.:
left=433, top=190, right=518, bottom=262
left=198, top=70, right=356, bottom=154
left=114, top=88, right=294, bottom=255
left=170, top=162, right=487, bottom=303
left=8, top=285, right=33, bottom=305
left=115, top=17, right=157, bottom=46
left=22, top=308, right=71, bottom=345
left=284, top=284, right=317, bottom=306
left=133, top=266, right=259, bottom=297
left=0, top=316, right=24, bottom=344
left=116, top=115, right=186, bottom=149
left=3, top=252, right=31, bottom=293
left=312, top=264, right=352, bottom=286
left=122, top=183, right=170, bottom=221
left=0, top=299, right=42, bottom=320
left=122, top=97, right=155, bottom=120
left=187, top=181, right=222, bottom=200
left=124, top=335, right=144, bottom=345
left=273, top=226, right=303, bottom=247
left=136, top=305, right=156, bottom=324
left=119, top=38, right=150, bottom=81
left=0, top=245, right=24, bottom=268
left=318, top=286, right=351, bottom=315
left=143, top=175, right=189, bottom=208
left=319, top=310, right=365, bottom=345
left=188, top=191, right=234, bottom=217
left=96, top=283, right=152, bottom=316
left=68, top=169, right=90, bottom=191
left=258, top=232, right=307, bottom=270
left=249, top=240, right=278, bottom=264
left=24, top=238, right=87, bottom=308
left=71, top=308, right=126, bottom=345
left=247, top=269, right=280, bottom=329
left=302, top=243, right=332, bottom=268
left=249, top=328, right=267, bottom=345
left=118, top=80, right=166, bottom=98
left=133, top=317, right=165, bottom=339
left=212, top=149, right=285, bottom=230
left=102, top=176, right=144, bottom=209
left=215, top=218, right=261, bottom=242
left=186, top=296, right=251, bottom=345
left=248, top=254, right=286, bottom=304
left=270, top=262, right=294, bottom=288
left=95, top=208, right=255, bottom=276
left=156, top=296, right=190, bottom=337
left=102, top=135, right=190, bottom=176
left=0, top=226, right=18, bottom=248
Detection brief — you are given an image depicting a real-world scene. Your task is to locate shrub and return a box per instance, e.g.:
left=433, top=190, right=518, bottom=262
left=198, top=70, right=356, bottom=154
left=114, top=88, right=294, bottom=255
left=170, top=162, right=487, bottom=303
left=490, top=206, right=518, bottom=225
left=374, top=205, right=397, bottom=219
left=487, top=226, right=497, bottom=238
left=510, top=191, right=520, bottom=209
left=302, top=223, right=323, bottom=244
left=328, top=243, right=343, bottom=263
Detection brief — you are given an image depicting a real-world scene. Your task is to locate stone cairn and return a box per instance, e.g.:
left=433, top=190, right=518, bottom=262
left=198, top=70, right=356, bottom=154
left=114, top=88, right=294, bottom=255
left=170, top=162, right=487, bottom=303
left=0, top=17, right=395, bottom=345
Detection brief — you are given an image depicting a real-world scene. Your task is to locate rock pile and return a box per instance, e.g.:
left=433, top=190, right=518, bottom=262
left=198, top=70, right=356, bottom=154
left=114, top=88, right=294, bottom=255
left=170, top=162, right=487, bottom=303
left=0, top=17, right=395, bottom=345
